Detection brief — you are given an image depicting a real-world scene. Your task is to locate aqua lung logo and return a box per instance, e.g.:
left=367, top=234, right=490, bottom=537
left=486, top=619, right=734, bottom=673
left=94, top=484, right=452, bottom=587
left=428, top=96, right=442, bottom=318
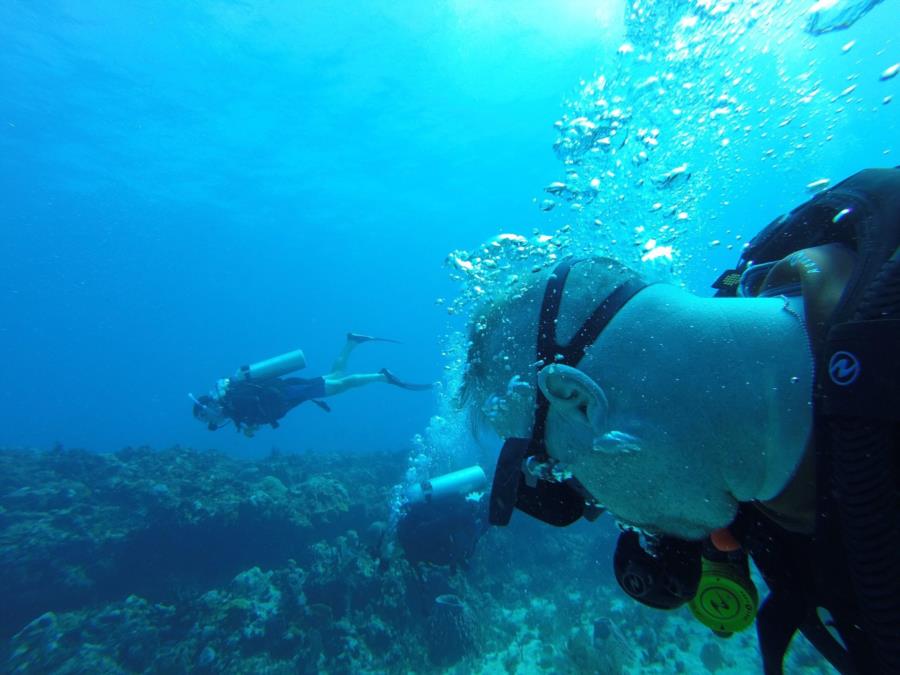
left=828, top=351, right=861, bottom=386
left=700, top=588, right=737, bottom=619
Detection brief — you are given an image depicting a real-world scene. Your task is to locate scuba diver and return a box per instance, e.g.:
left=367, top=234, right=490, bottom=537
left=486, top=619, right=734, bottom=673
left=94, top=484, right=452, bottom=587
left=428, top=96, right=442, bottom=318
left=396, top=466, right=490, bottom=570
left=460, top=167, right=899, bottom=674
left=191, top=333, right=432, bottom=436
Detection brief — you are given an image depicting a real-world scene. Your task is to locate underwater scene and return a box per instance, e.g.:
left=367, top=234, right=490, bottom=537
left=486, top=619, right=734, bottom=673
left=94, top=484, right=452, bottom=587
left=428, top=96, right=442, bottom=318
left=2, top=0, right=898, bottom=673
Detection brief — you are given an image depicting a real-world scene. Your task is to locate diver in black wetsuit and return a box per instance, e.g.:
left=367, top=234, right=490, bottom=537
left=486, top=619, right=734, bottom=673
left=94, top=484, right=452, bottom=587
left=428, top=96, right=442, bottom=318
left=191, top=333, right=431, bottom=436
left=397, top=494, right=488, bottom=570
left=397, top=466, right=491, bottom=570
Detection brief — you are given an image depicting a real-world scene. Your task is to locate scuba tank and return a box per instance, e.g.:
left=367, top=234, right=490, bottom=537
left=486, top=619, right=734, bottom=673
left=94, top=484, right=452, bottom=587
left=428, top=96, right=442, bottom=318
left=231, top=348, right=307, bottom=384
left=406, top=466, right=488, bottom=504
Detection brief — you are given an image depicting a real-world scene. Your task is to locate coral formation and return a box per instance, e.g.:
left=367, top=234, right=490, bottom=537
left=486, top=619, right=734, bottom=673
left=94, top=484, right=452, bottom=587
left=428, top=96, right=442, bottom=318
left=701, top=640, right=727, bottom=673
left=1, top=445, right=837, bottom=674
left=424, top=594, right=477, bottom=666
left=0, top=446, right=385, bottom=641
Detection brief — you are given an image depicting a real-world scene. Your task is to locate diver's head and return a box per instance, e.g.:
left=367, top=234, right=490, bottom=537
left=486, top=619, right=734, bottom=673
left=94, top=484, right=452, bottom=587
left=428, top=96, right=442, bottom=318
left=460, top=256, right=687, bottom=531
left=463, top=255, right=747, bottom=539
left=191, top=394, right=227, bottom=431
left=459, top=256, right=641, bottom=440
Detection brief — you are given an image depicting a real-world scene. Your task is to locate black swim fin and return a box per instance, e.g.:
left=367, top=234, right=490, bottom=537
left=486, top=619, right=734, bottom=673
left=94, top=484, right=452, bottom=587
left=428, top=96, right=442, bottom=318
left=312, top=400, right=332, bottom=412
left=379, top=368, right=432, bottom=391
left=347, top=333, right=402, bottom=344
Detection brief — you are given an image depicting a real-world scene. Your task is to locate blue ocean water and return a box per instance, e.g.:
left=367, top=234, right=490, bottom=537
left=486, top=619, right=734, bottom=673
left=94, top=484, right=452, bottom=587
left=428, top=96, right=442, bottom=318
left=0, top=2, right=896, bottom=456
left=0, top=1, right=631, bottom=457
left=0, top=1, right=898, bottom=672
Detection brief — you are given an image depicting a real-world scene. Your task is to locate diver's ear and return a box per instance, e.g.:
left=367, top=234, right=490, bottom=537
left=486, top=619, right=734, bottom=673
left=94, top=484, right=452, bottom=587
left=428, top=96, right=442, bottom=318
left=537, top=364, right=608, bottom=432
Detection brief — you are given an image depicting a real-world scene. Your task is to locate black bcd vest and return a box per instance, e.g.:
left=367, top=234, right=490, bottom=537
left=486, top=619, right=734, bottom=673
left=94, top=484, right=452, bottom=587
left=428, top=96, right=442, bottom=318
left=713, top=166, right=900, bottom=675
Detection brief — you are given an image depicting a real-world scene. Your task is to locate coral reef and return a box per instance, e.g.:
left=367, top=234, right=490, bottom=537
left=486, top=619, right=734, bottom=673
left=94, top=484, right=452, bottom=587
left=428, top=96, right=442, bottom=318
left=1, top=445, right=837, bottom=674
left=0, top=446, right=392, bottom=641
left=424, top=594, right=477, bottom=666
left=701, top=640, right=727, bottom=673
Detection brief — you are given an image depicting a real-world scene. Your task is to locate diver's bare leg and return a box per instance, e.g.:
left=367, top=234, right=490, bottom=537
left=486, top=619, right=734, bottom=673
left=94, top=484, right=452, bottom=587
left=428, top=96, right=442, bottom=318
left=324, top=372, right=388, bottom=396
left=329, top=335, right=362, bottom=376
left=329, top=333, right=400, bottom=376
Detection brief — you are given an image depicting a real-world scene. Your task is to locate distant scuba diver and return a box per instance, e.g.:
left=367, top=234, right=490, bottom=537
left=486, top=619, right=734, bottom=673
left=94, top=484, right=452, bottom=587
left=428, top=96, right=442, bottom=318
left=191, top=333, right=431, bottom=436
left=462, top=167, right=900, bottom=674
left=397, top=466, right=490, bottom=570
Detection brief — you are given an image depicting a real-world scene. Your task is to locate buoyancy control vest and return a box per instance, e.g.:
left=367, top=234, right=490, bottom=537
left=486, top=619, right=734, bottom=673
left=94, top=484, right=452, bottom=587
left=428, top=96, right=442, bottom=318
left=710, top=166, right=900, bottom=674
left=221, top=379, right=294, bottom=428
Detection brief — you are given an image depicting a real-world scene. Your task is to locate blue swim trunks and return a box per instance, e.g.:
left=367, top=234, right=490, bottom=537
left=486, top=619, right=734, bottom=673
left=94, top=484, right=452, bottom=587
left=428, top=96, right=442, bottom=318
left=282, top=376, right=327, bottom=404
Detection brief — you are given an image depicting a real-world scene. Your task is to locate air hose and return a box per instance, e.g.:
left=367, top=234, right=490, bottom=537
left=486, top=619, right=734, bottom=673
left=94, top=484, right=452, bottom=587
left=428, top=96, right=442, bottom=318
left=831, top=249, right=900, bottom=673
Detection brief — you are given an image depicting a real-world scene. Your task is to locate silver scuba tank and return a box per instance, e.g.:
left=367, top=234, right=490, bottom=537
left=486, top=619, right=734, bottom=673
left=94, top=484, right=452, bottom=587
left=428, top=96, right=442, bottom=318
left=231, top=348, right=307, bottom=384
left=406, top=465, right=488, bottom=504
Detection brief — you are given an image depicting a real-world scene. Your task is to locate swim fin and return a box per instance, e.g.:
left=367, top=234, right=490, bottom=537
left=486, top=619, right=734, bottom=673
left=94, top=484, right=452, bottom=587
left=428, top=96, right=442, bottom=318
left=380, top=368, right=432, bottom=391
left=347, top=333, right=402, bottom=344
